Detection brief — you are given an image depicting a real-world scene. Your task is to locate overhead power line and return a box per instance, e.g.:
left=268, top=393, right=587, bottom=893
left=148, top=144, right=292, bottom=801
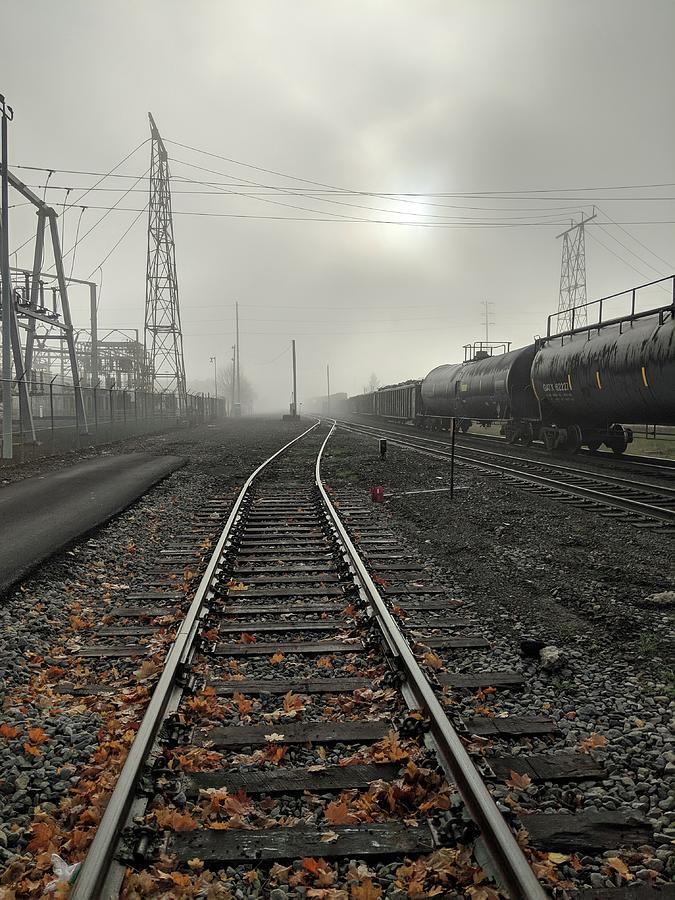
left=10, top=139, right=149, bottom=256
left=9, top=203, right=673, bottom=227
left=164, top=137, right=675, bottom=199
left=12, top=163, right=675, bottom=199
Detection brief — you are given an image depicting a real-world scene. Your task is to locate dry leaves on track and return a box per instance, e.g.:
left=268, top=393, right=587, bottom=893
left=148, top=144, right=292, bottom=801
left=578, top=732, right=607, bottom=752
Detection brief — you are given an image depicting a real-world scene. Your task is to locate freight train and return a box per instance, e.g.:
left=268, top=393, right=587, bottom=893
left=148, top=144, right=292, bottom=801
left=348, top=277, right=675, bottom=454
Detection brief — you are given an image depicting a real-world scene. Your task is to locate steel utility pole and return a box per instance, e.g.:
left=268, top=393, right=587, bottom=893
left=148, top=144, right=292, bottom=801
left=326, top=363, right=330, bottom=414
left=234, top=301, right=241, bottom=416
left=144, top=112, right=187, bottom=413
left=557, top=210, right=596, bottom=332
left=1, top=94, right=13, bottom=459
left=210, top=355, right=217, bottom=399
left=230, top=344, right=236, bottom=414
left=480, top=300, right=494, bottom=345
left=291, top=339, right=298, bottom=417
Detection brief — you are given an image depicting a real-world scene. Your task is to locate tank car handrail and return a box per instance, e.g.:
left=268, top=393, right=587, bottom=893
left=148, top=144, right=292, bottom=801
left=547, top=274, right=675, bottom=338
left=547, top=299, right=675, bottom=341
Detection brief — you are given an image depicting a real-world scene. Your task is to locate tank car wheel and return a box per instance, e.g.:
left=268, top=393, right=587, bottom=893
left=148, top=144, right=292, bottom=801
left=586, top=441, right=601, bottom=452
left=605, top=424, right=629, bottom=455
left=562, top=424, right=582, bottom=454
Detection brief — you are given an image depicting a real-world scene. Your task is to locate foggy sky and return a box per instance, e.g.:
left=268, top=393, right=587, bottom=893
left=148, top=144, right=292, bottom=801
left=3, top=0, right=674, bottom=410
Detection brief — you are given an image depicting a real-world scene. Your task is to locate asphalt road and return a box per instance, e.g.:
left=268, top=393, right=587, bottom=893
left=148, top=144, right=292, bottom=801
left=0, top=452, right=185, bottom=596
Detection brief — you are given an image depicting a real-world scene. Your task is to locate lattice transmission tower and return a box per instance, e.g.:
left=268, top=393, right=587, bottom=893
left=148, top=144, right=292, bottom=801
left=556, top=210, right=596, bottom=332
left=144, top=112, right=186, bottom=409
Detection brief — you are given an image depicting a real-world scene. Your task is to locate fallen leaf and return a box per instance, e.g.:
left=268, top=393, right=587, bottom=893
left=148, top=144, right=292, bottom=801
left=0, top=724, right=19, bottom=740
left=23, top=742, right=42, bottom=757
left=153, top=808, right=198, bottom=832
left=271, top=652, right=284, bottom=664
left=548, top=853, right=570, bottom=864
left=27, top=821, right=56, bottom=853
left=506, top=770, right=532, bottom=790
left=320, top=830, right=339, bottom=843
left=351, top=878, right=382, bottom=899
left=233, top=692, right=253, bottom=716
left=27, top=727, right=48, bottom=745
left=265, top=732, right=285, bottom=742
left=579, top=733, right=607, bottom=753
left=325, top=801, right=358, bottom=825
left=283, top=691, right=305, bottom=713
left=423, top=651, right=444, bottom=671
left=605, top=857, right=634, bottom=882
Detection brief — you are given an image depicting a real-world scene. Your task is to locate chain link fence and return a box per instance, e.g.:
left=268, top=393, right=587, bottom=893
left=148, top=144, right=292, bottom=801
left=0, top=378, right=226, bottom=464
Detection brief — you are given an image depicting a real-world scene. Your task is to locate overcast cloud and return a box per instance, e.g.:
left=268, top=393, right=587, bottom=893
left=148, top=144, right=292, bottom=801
left=3, top=0, right=674, bottom=409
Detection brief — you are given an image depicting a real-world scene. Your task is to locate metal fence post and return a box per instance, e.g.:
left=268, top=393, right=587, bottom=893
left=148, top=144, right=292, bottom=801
left=50, top=375, right=56, bottom=452
left=74, top=380, right=80, bottom=449
left=93, top=381, right=99, bottom=437
left=122, top=390, right=127, bottom=427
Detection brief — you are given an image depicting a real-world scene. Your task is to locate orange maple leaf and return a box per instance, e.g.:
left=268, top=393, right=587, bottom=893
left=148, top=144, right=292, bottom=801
left=240, top=633, right=257, bottom=644
left=271, top=652, right=284, bottom=664
left=423, top=651, right=444, bottom=671
left=24, top=742, right=42, bottom=757
left=579, top=733, right=607, bottom=753
left=28, top=727, right=48, bottom=745
left=154, top=808, right=198, bottom=832
left=233, top=692, right=253, bottom=716
left=325, top=800, right=358, bottom=825
left=351, top=878, right=383, bottom=899
left=0, top=723, right=19, bottom=740
left=283, top=691, right=304, bottom=713
left=27, top=821, right=56, bottom=853
left=302, top=857, right=331, bottom=876
left=506, top=770, right=532, bottom=790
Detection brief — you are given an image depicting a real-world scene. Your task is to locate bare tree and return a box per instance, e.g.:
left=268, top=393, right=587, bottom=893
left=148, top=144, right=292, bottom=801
left=364, top=372, right=380, bottom=393
left=218, top=366, right=256, bottom=413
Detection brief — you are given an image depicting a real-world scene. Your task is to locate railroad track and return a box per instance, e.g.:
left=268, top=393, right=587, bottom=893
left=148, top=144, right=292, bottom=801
left=68, top=421, right=553, bottom=899
left=447, top=428, right=675, bottom=477
left=336, top=419, right=675, bottom=533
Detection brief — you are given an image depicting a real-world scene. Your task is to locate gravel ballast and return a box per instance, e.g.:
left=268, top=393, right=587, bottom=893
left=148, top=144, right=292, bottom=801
left=323, top=427, right=675, bottom=891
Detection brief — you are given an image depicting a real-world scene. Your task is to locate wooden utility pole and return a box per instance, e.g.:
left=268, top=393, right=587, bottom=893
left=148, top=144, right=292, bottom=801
left=235, top=300, right=241, bottom=415
left=291, top=339, right=298, bottom=416
left=326, top=363, right=330, bottom=415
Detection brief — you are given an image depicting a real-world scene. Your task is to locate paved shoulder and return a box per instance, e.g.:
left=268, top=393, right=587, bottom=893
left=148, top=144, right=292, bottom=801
left=0, top=453, right=186, bottom=596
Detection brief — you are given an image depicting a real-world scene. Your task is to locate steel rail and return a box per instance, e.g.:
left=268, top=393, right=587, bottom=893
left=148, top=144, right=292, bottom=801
left=72, top=420, right=320, bottom=900
left=315, top=424, right=547, bottom=900
left=448, top=427, right=675, bottom=473
left=336, top=418, right=675, bottom=498
left=336, top=420, right=675, bottom=524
